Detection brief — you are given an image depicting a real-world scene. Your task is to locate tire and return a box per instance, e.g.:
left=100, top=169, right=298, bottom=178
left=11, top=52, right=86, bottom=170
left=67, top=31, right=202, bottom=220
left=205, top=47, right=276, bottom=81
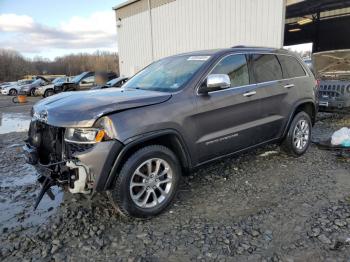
left=9, top=89, right=17, bottom=96
left=281, top=111, right=312, bottom=157
left=111, top=145, right=181, bottom=219
left=44, top=89, right=54, bottom=97
left=29, top=88, right=36, bottom=96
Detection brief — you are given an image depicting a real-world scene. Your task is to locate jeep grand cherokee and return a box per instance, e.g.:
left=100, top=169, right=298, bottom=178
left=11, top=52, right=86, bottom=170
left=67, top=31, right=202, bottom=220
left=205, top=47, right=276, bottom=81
left=24, top=47, right=317, bottom=218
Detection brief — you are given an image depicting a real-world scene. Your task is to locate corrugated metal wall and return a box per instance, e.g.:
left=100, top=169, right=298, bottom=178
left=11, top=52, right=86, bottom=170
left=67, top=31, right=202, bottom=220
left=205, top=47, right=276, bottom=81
left=116, top=0, right=286, bottom=76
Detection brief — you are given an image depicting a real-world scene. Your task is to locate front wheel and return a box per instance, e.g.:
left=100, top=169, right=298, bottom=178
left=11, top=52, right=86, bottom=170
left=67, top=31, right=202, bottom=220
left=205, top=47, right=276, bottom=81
left=44, top=89, right=54, bottom=97
left=29, top=88, right=36, bottom=96
left=281, top=111, right=311, bottom=157
left=9, top=89, right=17, bottom=96
left=111, top=145, right=181, bottom=218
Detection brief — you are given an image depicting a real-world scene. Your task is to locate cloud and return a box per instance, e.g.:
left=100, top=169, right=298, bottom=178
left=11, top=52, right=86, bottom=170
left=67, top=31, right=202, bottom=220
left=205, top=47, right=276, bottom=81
left=0, top=11, right=117, bottom=56
left=0, top=14, right=34, bottom=31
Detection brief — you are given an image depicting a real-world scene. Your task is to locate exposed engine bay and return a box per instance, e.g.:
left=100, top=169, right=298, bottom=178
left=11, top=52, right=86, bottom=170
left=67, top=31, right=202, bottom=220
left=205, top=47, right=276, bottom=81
left=24, top=121, right=94, bottom=209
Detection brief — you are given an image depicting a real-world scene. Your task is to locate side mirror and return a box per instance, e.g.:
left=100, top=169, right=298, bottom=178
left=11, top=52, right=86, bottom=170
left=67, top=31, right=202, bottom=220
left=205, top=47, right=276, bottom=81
left=198, top=74, right=231, bottom=94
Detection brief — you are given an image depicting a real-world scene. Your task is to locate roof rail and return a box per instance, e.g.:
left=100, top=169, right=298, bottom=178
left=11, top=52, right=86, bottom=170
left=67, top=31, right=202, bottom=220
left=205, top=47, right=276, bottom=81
left=231, top=45, right=247, bottom=48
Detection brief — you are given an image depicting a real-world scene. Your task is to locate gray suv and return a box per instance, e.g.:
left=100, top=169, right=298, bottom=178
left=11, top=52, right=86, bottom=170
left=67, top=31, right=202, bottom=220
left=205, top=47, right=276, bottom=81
left=24, top=47, right=317, bottom=218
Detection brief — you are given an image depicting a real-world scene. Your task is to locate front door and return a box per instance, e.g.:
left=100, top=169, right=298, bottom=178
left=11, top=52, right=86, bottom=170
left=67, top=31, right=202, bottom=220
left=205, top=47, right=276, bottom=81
left=193, top=54, right=265, bottom=163
left=79, top=75, right=96, bottom=90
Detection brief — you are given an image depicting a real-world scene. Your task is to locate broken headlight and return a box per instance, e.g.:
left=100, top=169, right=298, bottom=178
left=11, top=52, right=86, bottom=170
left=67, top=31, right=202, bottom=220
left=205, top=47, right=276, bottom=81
left=64, top=117, right=116, bottom=144
left=93, top=116, right=116, bottom=139
left=65, top=128, right=106, bottom=144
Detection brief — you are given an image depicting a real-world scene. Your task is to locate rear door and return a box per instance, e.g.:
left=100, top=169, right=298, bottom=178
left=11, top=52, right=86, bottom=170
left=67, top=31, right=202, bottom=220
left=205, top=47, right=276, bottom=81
left=277, top=54, right=310, bottom=100
left=194, top=53, right=266, bottom=163
left=249, top=53, right=290, bottom=141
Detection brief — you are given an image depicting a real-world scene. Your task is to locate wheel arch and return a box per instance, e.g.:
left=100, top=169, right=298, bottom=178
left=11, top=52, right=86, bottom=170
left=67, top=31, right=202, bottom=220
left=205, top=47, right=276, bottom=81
left=282, top=100, right=316, bottom=138
left=44, top=88, right=53, bottom=96
left=104, top=130, right=192, bottom=190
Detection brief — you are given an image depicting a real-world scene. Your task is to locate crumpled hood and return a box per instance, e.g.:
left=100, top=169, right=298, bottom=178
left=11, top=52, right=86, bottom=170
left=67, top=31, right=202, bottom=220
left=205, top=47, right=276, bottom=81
left=313, top=50, right=350, bottom=78
left=33, top=88, right=172, bottom=127
left=55, top=81, right=74, bottom=87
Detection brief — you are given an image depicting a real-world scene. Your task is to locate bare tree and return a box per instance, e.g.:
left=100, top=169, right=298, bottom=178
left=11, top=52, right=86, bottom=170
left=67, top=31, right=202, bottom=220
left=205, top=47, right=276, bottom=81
left=0, top=49, right=119, bottom=82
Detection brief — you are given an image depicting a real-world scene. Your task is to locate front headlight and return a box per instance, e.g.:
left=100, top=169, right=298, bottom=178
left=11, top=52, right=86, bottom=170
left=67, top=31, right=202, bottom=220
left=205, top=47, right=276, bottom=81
left=64, top=117, right=116, bottom=144
left=64, top=128, right=106, bottom=144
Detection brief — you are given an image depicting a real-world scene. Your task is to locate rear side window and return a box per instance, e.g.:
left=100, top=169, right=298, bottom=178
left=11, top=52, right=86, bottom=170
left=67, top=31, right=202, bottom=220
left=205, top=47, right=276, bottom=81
left=251, top=54, right=283, bottom=83
left=211, top=54, right=249, bottom=87
left=277, top=55, right=306, bottom=78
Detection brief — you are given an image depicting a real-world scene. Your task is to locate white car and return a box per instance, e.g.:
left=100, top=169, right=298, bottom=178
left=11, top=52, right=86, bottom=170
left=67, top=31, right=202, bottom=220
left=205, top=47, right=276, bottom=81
left=0, top=82, right=16, bottom=91
left=1, top=80, right=34, bottom=96
left=20, top=77, right=51, bottom=96
left=35, top=76, right=72, bottom=97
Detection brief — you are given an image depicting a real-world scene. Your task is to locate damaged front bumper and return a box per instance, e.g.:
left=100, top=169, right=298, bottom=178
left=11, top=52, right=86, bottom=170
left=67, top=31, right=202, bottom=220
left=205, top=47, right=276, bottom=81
left=24, top=131, right=124, bottom=208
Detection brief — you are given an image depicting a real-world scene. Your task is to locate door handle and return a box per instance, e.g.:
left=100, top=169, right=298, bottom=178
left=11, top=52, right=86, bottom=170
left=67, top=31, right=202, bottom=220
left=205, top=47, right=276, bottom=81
left=284, top=84, right=295, bottom=89
left=243, top=91, right=256, bottom=97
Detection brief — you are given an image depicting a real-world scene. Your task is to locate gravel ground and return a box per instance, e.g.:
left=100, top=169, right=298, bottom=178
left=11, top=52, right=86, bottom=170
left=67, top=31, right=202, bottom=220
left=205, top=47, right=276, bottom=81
left=1, top=97, right=350, bottom=261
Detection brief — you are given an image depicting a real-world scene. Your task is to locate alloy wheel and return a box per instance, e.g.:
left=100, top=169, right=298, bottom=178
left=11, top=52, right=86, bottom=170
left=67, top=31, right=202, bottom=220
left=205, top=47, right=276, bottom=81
left=292, top=119, right=310, bottom=150
left=9, top=89, right=17, bottom=96
left=129, top=158, right=173, bottom=208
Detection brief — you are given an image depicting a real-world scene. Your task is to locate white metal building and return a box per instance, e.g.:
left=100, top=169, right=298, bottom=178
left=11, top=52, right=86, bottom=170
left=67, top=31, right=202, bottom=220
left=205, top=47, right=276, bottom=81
left=114, top=0, right=288, bottom=76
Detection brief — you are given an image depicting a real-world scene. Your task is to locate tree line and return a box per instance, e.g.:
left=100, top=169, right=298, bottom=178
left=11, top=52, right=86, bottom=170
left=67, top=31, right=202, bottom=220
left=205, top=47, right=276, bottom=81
left=0, top=48, right=119, bottom=82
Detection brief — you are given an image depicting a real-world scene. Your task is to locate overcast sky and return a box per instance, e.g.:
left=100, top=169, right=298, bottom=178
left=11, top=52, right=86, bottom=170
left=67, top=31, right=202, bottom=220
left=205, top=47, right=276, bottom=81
left=0, top=0, right=124, bottom=60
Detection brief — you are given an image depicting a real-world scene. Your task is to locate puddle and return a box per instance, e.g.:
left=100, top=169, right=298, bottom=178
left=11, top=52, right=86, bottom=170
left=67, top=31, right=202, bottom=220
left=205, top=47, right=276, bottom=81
left=0, top=172, right=37, bottom=187
left=0, top=112, right=31, bottom=134
left=0, top=186, right=64, bottom=232
left=0, top=164, right=64, bottom=232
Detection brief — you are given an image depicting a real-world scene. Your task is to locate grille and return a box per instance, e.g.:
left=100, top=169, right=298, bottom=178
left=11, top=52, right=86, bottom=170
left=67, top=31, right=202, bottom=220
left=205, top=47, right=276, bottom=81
left=318, top=80, right=350, bottom=99
left=318, top=90, right=341, bottom=98
left=28, top=121, right=65, bottom=164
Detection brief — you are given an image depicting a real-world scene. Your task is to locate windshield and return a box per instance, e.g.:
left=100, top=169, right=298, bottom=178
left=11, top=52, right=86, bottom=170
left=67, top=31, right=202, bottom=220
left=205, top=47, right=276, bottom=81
left=123, top=55, right=210, bottom=92
left=106, top=78, right=119, bottom=86
left=32, top=79, right=42, bottom=85
left=71, top=72, right=87, bottom=83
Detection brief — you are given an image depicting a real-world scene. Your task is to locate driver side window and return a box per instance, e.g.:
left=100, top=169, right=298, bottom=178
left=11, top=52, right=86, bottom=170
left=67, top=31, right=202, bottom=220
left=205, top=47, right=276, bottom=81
left=211, top=54, right=249, bottom=88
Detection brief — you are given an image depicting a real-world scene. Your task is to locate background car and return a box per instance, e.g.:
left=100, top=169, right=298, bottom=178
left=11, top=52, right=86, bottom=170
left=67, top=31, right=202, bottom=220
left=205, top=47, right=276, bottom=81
left=91, top=76, right=128, bottom=90
left=313, top=50, right=350, bottom=112
left=54, top=71, right=95, bottom=93
left=20, top=76, right=51, bottom=96
left=0, top=82, right=16, bottom=92
left=35, top=76, right=72, bottom=97
left=1, top=80, right=34, bottom=96
left=54, top=71, right=117, bottom=93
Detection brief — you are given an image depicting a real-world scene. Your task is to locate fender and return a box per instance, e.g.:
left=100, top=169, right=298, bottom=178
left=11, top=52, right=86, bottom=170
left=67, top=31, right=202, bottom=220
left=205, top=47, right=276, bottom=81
left=103, top=129, right=192, bottom=190
left=282, top=98, right=316, bottom=138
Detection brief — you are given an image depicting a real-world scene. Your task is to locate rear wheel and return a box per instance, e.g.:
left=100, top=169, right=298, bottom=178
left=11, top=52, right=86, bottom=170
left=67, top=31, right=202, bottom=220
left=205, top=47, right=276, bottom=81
left=9, top=89, right=17, bottom=96
left=111, top=145, right=181, bottom=218
left=281, top=111, right=311, bottom=157
left=44, top=89, right=54, bottom=97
